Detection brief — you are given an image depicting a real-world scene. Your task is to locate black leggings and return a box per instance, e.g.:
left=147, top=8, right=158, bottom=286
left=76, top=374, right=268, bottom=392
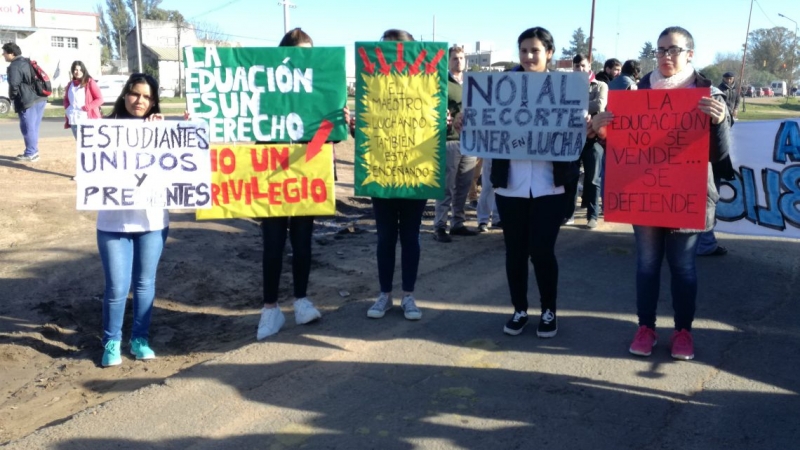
left=261, top=216, right=314, bottom=304
left=495, top=193, right=564, bottom=313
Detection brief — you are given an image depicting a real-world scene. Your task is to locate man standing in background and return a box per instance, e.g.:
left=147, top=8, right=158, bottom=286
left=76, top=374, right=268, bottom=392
left=3, top=42, right=46, bottom=162
left=718, top=72, right=740, bottom=120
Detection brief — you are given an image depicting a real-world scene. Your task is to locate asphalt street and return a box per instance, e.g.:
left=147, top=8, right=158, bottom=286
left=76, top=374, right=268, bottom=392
left=5, top=219, right=799, bottom=449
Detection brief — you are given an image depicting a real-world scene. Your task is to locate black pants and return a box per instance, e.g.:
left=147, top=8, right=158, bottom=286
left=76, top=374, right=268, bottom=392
left=565, top=139, right=604, bottom=221
left=495, top=193, right=564, bottom=313
left=372, top=198, right=427, bottom=293
left=261, top=216, right=314, bottom=304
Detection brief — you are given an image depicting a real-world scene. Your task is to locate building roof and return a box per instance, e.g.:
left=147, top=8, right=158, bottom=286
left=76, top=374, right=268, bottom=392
left=144, top=45, right=180, bottom=61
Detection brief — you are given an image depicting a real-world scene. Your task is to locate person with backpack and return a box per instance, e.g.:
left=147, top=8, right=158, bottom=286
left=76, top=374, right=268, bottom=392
left=2, top=42, right=47, bottom=162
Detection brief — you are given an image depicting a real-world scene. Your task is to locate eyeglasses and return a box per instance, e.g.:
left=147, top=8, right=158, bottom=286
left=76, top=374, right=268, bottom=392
left=655, top=47, right=691, bottom=58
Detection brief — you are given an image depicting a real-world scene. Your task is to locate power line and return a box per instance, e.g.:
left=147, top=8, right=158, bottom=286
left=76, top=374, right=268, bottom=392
left=189, top=0, right=246, bottom=20
left=754, top=0, right=779, bottom=27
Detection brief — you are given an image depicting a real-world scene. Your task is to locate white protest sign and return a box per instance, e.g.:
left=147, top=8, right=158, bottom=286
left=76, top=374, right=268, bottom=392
left=716, top=118, right=800, bottom=239
left=75, top=120, right=212, bottom=210
left=460, top=71, right=589, bottom=161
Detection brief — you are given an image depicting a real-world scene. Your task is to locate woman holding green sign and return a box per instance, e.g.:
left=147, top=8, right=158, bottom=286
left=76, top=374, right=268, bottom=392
left=592, top=26, right=734, bottom=360
left=97, top=73, right=166, bottom=367
left=256, top=28, right=327, bottom=340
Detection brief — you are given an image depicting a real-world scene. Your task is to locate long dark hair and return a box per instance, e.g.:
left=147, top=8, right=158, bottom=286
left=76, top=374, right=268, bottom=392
left=279, top=27, right=313, bottom=47
left=107, top=73, right=161, bottom=119
left=70, top=60, right=92, bottom=87
left=659, top=26, right=694, bottom=49
left=381, top=29, right=415, bottom=42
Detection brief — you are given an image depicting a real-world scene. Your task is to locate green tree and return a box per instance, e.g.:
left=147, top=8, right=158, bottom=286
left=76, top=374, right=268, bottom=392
left=469, top=64, right=482, bottom=72
left=103, top=0, right=132, bottom=60
left=639, top=42, right=654, bottom=59
left=747, top=27, right=797, bottom=79
left=560, top=28, right=594, bottom=59
left=95, top=3, right=114, bottom=65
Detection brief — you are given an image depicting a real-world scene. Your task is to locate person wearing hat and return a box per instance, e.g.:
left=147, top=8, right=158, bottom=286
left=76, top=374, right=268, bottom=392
left=719, top=72, right=740, bottom=120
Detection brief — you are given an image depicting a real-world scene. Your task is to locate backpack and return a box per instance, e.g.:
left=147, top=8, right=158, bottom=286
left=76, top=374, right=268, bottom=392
left=28, top=59, right=52, bottom=97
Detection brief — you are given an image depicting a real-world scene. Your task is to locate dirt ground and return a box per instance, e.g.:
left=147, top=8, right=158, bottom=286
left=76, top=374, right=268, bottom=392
left=0, top=128, right=511, bottom=444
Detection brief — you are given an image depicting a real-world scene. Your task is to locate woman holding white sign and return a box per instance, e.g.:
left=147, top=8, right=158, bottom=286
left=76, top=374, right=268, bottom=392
left=96, top=73, right=166, bottom=367
left=593, top=26, right=734, bottom=360
left=488, top=27, right=580, bottom=338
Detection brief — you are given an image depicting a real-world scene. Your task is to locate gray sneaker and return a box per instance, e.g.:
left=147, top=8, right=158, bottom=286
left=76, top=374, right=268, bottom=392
left=367, top=293, right=392, bottom=318
left=15, top=153, right=40, bottom=162
left=401, top=294, right=422, bottom=320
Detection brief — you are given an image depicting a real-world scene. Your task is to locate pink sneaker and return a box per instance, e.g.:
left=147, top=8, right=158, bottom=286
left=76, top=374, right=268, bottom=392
left=670, top=329, right=695, bottom=360
left=629, top=326, right=658, bottom=356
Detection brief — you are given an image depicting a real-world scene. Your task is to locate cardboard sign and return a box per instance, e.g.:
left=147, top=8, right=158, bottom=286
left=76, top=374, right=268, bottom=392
left=75, top=120, right=211, bottom=210
left=353, top=41, right=447, bottom=200
left=716, top=118, right=800, bottom=239
left=184, top=46, right=347, bottom=143
left=195, top=140, right=335, bottom=219
left=460, top=71, right=589, bottom=161
left=605, top=89, right=709, bottom=229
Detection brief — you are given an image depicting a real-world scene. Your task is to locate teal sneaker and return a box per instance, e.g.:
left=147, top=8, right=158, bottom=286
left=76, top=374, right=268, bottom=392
left=102, top=340, right=122, bottom=367
left=130, top=337, right=156, bottom=360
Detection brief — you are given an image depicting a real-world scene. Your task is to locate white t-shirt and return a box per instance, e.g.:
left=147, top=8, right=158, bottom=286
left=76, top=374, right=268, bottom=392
left=66, top=83, right=88, bottom=126
left=96, top=210, right=169, bottom=233
left=494, top=160, right=565, bottom=199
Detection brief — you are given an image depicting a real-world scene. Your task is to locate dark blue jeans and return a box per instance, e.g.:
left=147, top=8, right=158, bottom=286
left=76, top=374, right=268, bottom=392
left=566, top=139, right=604, bottom=221
left=372, top=198, right=427, bottom=293
left=97, top=228, right=169, bottom=344
left=633, top=226, right=699, bottom=331
left=261, top=216, right=314, bottom=304
left=19, top=100, right=46, bottom=157
left=495, top=193, right=564, bottom=313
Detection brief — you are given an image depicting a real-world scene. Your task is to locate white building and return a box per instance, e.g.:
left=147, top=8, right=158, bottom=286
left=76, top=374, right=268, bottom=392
left=0, top=1, right=101, bottom=91
left=464, top=41, right=514, bottom=72
left=127, top=20, right=200, bottom=97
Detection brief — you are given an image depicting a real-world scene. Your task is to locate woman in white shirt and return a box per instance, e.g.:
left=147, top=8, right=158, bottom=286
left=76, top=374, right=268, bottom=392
left=97, top=73, right=166, bottom=367
left=63, top=60, right=103, bottom=138
left=492, top=27, right=579, bottom=339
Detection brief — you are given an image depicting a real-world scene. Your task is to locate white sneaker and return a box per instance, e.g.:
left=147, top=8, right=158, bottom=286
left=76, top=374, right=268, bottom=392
left=367, top=293, right=392, bottom=318
left=256, top=306, right=285, bottom=340
left=401, top=294, right=422, bottom=320
left=293, top=298, right=321, bottom=325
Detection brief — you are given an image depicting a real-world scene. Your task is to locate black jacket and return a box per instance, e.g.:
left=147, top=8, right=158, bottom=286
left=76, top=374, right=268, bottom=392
left=638, top=70, right=735, bottom=232
left=594, top=71, right=613, bottom=85
left=490, top=65, right=580, bottom=189
left=6, top=56, right=46, bottom=112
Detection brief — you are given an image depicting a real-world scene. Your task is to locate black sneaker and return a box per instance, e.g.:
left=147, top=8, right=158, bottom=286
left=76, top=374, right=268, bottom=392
left=503, top=311, right=528, bottom=336
left=450, top=226, right=478, bottom=236
left=537, top=309, right=557, bottom=338
left=434, top=228, right=452, bottom=243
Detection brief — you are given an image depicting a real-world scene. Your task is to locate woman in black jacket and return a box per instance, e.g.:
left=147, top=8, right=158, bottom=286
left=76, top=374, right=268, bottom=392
left=593, top=26, right=735, bottom=361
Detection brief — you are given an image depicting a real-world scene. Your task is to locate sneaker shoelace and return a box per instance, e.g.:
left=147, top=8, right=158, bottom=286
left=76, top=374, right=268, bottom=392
left=541, top=309, right=555, bottom=323
left=512, top=311, right=527, bottom=323
left=373, top=294, right=390, bottom=310
left=674, top=331, right=692, bottom=347
left=402, top=296, right=419, bottom=312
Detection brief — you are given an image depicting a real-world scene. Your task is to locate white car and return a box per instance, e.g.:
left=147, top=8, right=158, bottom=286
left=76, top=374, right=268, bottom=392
left=96, top=75, right=129, bottom=104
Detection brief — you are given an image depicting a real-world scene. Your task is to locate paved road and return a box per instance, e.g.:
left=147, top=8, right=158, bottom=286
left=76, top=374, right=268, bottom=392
left=5, top=218, right=799, bottom=449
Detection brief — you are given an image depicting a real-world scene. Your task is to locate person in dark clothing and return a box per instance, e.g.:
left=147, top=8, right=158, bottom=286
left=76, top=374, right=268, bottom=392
left=718, top=72, right=740, bottom=120
left=2, top=42, right=47, bottom=162
left=594, top=58, right=621, bottom=85
left=593, top=26, right=735, bottom=361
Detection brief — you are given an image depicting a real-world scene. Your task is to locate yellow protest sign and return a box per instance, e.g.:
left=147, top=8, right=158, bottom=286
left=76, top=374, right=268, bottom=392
left=196, top=142, right=335, bottom=219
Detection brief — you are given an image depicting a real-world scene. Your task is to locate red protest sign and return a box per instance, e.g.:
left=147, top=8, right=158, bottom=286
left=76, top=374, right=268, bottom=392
left=604, top=88, right=710, bottom=229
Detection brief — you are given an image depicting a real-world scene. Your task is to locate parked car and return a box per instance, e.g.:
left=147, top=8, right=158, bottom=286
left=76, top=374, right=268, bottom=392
left=0, top=74, right=10, bottom=114
left=770, top=80, right=788, bottom=97
left=96, top=75, right=130, bottom=104
left=760, top=87, right=774, bottom=97
left=743, top=86, right=757, bottom=97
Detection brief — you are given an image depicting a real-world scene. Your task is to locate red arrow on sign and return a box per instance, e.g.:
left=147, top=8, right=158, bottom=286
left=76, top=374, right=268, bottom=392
left=358, top=47, right=375, bottom=74
left=306, top=119, right=334, bottom=163
left=408, top=50, right=428, bottom=75
left=375, top=48, right=391, bottom=76
left=394, top=43, right=407, bottom=73
left=425, top=49, right=445, bottom=74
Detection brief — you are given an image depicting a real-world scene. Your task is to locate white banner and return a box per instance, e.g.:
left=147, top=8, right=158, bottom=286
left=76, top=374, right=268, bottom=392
left=75, top=120, right=212, bottom=210
left=717, top=118, right=800, bottom=239
left=459, top=71, right=589, bottom=161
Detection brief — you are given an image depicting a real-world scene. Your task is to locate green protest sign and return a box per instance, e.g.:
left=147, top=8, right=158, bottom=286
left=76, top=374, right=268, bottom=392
left=184, top=46, right=347, bottom=143
left=354, top=41, right=447, bottom=199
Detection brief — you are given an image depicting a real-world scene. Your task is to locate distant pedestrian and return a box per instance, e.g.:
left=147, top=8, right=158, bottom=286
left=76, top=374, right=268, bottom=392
left=2, top=42, right=47, bottom=162
left=63, top=60, right=103, bottom=138
left=594, top=58, right=621, bottom=85
left=608, top=60, right=641, bottom=91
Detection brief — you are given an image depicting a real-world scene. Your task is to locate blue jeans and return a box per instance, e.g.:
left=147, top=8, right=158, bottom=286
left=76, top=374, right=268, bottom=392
left=372, top=198, right=427, bottom=293
left=566, top=140, right=604, bottom=221
left=98, top=228, right=169, bottom=344
left=696, top=178, right=722, bottom=255
left=19, top=100, right=46, bottom=157
left=633, top=226, right=699, bottom=331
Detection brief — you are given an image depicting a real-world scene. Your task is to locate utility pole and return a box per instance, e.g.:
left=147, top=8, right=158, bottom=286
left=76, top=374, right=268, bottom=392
left=177, top=16, right=183, bottom=97
left=133, top=0, right=142, bottom=73
left=778, top=13, right=798, bottom=101
left=739, top=0, right=753, bottom=112
left=587, top=0, right=596, bottom=63
left=277, top=0, right=296, bottom=35
left=432, top=15, right=436, bottom=41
